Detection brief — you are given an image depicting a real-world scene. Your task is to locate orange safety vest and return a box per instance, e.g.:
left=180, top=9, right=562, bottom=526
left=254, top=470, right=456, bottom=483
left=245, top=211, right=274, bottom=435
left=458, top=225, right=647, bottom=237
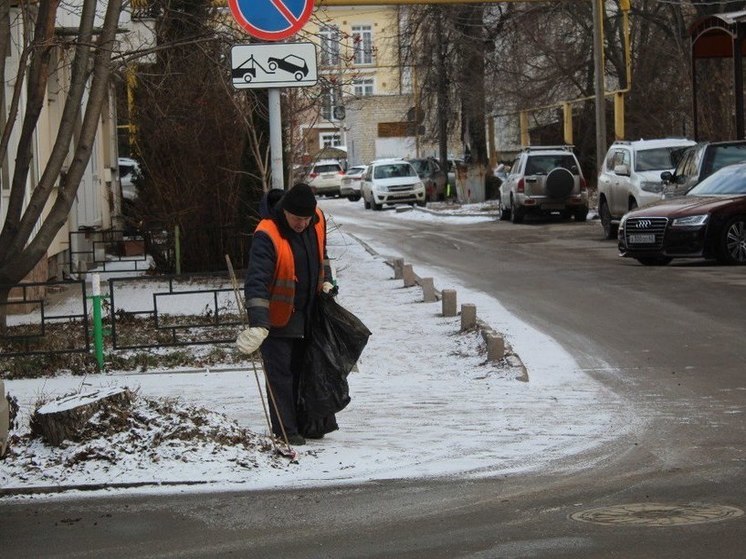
left=254, top=208, right=327, bottom=327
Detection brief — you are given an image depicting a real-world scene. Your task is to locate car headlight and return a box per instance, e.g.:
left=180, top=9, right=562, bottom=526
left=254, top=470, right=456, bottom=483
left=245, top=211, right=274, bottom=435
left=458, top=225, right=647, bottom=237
left=414, top=181, right=425, bottom=191
left=671, top=214, right=709, bottom=227
left=376, top=184, right=388, bottom=193
left=640, top=181, right=663, bottom=193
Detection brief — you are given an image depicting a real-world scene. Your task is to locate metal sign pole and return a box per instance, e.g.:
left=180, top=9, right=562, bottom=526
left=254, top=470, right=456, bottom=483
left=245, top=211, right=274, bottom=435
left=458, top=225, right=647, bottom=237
left=269, top=88, right=284, bottom=190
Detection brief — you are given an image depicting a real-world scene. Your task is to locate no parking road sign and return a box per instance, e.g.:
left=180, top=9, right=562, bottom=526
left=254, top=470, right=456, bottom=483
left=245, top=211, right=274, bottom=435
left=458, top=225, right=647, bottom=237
left=228, top=0, right=315, bottom=41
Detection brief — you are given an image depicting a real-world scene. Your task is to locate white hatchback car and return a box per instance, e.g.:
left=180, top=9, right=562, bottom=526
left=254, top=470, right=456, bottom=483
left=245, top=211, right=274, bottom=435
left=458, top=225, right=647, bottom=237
left=307, top=160, right=344, bottom=197
left=361, top=159, right=426, bottom=210
left=340, top=165, right=366, bottom=201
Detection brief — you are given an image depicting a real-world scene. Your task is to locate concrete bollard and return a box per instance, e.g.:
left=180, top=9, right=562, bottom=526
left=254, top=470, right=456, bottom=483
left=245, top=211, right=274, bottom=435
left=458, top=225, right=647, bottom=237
left=486, top=333, right=505, bottom=361
left=442, top=289, right=457, bottom=317
left=461, top=303, right=477, bottom=331
left=421, top=277, right=436, bottom=302
left=393, top=258, right=405, bottom=279
left=403, top=264, right=416, bottom=287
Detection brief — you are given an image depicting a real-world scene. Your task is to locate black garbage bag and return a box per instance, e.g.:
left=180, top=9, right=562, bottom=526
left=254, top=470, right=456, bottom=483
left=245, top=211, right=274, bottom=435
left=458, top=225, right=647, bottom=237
left=299, top=294, right=372, bottom=426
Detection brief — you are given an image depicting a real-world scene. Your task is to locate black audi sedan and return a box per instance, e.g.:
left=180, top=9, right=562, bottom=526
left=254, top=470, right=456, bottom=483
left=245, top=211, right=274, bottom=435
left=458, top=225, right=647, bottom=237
left=618, top=162, right=746, bottom=265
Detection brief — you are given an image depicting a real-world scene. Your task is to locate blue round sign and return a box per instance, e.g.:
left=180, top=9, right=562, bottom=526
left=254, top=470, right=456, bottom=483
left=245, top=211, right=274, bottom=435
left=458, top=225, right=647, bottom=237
left=229, top=0, right=314, bottom=42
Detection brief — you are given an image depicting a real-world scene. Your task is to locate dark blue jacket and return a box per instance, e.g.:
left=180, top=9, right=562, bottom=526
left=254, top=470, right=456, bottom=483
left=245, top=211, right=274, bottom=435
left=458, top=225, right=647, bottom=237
left=244, top=191, right=331, bottom=337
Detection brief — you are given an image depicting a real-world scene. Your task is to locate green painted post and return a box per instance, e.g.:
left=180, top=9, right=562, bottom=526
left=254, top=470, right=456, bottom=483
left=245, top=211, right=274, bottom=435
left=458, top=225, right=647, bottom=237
left=175, top=224, right=181, bottom=275
left=90, top=273, right=105, bottom=370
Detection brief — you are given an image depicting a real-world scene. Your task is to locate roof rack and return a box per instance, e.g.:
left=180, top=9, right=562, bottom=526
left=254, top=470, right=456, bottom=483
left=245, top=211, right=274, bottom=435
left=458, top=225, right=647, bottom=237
left=521, top=145, right=574, bottom=152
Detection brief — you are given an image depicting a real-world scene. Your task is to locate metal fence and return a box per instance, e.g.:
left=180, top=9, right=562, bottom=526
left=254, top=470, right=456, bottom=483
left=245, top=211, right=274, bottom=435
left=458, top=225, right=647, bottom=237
left=0, top=280, right=90, bottom=357
left=2, top=224, right=251, bottom=360
left=108, top=273, right=243, bottom=350
left=67, top=225, right=250, bottom=276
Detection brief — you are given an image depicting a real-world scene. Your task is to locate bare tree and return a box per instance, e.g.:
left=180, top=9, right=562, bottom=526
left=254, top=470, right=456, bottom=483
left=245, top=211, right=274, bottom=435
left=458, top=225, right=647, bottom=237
left=0, top=0, right=123, bottom=327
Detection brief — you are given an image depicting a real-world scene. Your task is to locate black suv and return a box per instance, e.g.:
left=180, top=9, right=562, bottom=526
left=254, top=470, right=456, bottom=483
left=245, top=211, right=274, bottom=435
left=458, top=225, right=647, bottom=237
left=661, top=140, right=746, bottom=197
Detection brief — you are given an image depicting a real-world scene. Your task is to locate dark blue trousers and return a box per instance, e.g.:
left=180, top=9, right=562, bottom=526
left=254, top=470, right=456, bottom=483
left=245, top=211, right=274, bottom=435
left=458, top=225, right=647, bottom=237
left=260, top=336, right=307, bottom=437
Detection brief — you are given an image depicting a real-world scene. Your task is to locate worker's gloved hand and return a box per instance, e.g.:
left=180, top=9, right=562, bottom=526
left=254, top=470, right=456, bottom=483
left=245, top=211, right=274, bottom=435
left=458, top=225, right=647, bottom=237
left=322, top=281, right=338, bottom=297
left=236, top=327, right=269, bottom=355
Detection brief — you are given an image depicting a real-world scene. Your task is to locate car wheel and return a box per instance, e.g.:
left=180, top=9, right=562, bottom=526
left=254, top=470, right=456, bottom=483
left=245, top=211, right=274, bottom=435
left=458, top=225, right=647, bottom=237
left=629, top=199, right=639, bottom=212
left=243, top=73, right=253, bottom=83
left=635, top=256, right=673, bottom=266
left=294, top=71, right=304, bottom=81
left=510, top=197, right=524, bottom=224
left=348, top=194, right=361, bottom=202
left=717, top=216, right=746, bottom=264
left=545, top=168, right=574, bottom=198
left=600, top=198, right=618, bottom=239
left=372, top=198, right=383, bottom=211
left=574, top=207, right=588, bottom=222
left=268, top=61, right=277, bottom=71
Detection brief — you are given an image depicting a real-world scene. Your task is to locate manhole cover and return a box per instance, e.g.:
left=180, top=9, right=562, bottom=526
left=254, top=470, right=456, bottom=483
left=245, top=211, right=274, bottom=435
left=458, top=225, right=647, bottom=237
left=570, top=503, right=744, bottom=527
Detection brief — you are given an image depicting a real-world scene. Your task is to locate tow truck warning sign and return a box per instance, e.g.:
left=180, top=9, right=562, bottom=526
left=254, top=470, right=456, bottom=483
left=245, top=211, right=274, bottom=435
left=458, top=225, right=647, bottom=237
left=231, top=43, right=317, bottom=89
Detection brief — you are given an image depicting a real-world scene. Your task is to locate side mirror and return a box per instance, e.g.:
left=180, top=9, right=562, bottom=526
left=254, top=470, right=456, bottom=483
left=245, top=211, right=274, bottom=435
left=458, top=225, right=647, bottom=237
left=613, top=164, right=630, bottom=176
left=660, top=171, right=673, bottom=183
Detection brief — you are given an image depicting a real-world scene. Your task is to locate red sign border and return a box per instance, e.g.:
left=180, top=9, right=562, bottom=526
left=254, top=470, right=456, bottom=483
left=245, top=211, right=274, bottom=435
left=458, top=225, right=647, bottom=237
left=228, top=0, right=315, bottom=42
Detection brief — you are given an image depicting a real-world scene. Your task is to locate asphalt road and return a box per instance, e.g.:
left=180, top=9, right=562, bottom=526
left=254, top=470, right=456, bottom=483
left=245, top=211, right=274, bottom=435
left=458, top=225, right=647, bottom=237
left=2, top=201, right=746, bottom=558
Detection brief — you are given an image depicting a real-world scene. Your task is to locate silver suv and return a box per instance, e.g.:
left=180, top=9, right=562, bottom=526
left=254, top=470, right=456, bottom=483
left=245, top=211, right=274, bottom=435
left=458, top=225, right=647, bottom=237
left=499, top=146, right=588, bottom=223
left=597, top=138, right=695, bottom=239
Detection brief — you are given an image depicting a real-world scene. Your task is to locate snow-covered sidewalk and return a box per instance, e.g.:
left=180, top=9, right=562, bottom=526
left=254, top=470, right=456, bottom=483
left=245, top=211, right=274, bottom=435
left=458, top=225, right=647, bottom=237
left=1, top=208, right=634, bottom=497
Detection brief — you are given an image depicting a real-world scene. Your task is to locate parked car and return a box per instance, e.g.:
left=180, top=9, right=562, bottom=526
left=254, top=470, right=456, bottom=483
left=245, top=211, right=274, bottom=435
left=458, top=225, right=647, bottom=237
left=598, top=138, right=695, bottom=239
left=118, top=157, right=141, bottom=201
left=307, top=160, right=344, bottom=197
left=340, top=165, right=366, bottom=201
left=407, top=157, right=447, bottom=201
left=618, top=161, right=746, bottom=265
left=361, top=159, right=426, bottom=210
left=661, top=140, right=746, bottom=197
left=499, top=146, right=588, bottom=223
left=1, top=379, right=9, bottom=458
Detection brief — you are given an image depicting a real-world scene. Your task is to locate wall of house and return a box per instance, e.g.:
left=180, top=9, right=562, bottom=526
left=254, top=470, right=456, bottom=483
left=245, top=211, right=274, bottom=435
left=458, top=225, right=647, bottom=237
left=2, top=4, right=123, bottom=282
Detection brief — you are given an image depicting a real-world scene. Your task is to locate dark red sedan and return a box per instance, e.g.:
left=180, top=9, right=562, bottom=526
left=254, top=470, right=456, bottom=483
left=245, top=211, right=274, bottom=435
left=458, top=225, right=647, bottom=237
left=618, top=162, right=746, bottom=265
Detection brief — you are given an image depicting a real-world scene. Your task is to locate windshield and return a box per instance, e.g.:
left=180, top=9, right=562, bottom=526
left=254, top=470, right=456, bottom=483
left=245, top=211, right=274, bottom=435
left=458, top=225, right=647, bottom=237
left=524, top=155, right=578, bottom=175
left=688, top=163, right=746, bottom=196
left=314, top=164, right=341, bottom=173
left=374, top=163, right=417, bottom=179
left=408, top=160, right=427, bottom=174
left=635, top=147, right=687, bottom=171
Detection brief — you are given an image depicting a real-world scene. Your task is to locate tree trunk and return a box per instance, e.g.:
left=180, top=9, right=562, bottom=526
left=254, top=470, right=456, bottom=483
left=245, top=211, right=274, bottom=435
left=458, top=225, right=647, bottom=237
left=30, top=387, right=132, bottom=446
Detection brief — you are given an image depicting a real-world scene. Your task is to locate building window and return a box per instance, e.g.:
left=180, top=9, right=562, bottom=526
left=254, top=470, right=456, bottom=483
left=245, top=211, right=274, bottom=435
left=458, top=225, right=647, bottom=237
left=320, top=133, right=342, bottom=148
left=321, top=84, right=342, bottom=121
left=352, top=25, right=373, bottom=65
left=319, top=25, right=340, bottom=67
left=353, top=78, right=374, bottom=97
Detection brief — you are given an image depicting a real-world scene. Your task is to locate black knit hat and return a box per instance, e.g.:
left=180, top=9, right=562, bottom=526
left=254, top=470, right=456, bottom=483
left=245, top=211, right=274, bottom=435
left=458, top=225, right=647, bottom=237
left=282, top=183, right=317, bottom=217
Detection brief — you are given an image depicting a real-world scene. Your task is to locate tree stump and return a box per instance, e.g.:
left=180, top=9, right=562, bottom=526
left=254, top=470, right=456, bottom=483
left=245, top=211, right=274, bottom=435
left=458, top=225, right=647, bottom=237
left=30, top=387, right=132, bottom=446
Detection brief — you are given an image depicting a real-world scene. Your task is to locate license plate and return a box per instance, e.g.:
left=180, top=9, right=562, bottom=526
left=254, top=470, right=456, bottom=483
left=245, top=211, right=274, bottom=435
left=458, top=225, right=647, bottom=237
left=629, top=233, right=655, bottom=244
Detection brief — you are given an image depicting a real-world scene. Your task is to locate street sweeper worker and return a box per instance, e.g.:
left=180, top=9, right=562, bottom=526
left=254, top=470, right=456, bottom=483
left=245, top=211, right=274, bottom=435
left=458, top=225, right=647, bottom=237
left=237, top=183, right=336, bottom=446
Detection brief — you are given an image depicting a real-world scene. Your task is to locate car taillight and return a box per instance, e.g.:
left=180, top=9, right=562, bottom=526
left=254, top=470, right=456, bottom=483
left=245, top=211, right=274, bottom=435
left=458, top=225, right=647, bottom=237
left=309, top=172, right=318, bottom=179
left=339, top=170, right=344, bottom=175
left=517, top=178, right=525, bottom=193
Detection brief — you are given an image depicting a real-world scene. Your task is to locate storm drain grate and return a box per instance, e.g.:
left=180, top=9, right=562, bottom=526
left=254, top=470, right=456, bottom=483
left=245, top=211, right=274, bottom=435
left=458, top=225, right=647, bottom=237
left=570, top=503, right=744, bottom=527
